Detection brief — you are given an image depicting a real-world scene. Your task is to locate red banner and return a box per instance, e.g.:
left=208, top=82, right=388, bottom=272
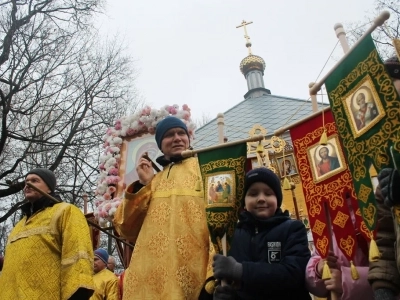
left=289, top=110, right=368, bottom=261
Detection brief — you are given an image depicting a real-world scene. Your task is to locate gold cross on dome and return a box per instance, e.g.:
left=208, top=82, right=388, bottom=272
left=236, top=20, right=253, bottom=55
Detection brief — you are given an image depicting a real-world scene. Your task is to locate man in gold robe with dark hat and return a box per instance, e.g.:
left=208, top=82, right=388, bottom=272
left=114, top=116, right=213, bottom=299
left=0, top=168, right=95, bottom=299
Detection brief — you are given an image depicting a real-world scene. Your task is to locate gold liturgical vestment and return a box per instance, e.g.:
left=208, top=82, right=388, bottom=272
left=114, top=157, right=213, bottom=300
left=0, top=202, right=94, bottom=300
left=90, top=268, right=120, bottom=300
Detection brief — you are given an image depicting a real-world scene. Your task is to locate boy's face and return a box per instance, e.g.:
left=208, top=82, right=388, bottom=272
left=244, top=182, right=278, bottom=219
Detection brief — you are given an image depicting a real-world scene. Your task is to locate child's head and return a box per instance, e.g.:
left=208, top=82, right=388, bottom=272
left=243, top=168, right=282, bottom=219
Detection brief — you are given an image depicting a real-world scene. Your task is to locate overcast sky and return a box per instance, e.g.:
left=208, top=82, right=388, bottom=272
left=96, top=0, right=379, bottom=122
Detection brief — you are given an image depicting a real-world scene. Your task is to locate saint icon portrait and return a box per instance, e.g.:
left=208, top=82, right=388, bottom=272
left=316, top=146, right=340, bottom=176
left=343, top=75, right=385, bottom=138
left=277, top=154, right=298, bottom=178
left=353, top=91, right=378, bottom=130
left=308, top=135, right=345, bottom=182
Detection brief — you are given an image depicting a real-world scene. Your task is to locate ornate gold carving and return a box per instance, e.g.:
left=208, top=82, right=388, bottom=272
left=358, top=184, right=372, bottom=204
left=313, top=219, right=326, bottom=237
left=362, top=203, right=376, bottom=227
left=333, top=211, right=349, bottom=229
left=339, top=235, right=355, bottom=257
left=316, top=236, right=329, bottom=257
left=270, top=136, right=286, bottom=153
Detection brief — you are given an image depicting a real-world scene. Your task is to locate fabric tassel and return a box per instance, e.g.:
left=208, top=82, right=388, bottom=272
left=319, top=130, right=328, bottom=145
left=369, top=238, right=380, bottom=262
left=195, top=177, right=202, bottom=191
left=350, top=260, right=360, bottom=280
left=322, top=260, right=332, bottom=279
left=256, top=141, right=264, bottom=154
left=283, top=177, right=291, bottom=190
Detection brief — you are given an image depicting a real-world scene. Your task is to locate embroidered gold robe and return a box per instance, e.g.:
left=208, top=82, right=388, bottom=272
left=0, top=202, right=95, bottom=300
left=114, top=157, right=213, bottom=300
left=90, top=268, right=120, bottom=300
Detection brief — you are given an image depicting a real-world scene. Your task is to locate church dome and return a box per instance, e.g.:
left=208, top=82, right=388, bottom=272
left=239, top=54, right=266, bottom=75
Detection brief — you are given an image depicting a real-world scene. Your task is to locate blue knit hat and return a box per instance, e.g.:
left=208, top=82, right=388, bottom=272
left=244, top=167, right=283, bottom=208
left=94, top=248, right=109, bottom=265
left=26, top=168, right=57, bottom=193
left=155, top=116, right=189, bottom=151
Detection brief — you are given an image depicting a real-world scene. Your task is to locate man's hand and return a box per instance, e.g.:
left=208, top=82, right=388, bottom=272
left=213, top=285, right=235, bottom=300
left=324, top=268, right=343, bottom=295
left=316, top=251, right=339, bottom=276
left=212, top=254, right=242, bottom=281
left=136, top=157, right=155, bottom=185
left=378, top=168, right=400, bottom=207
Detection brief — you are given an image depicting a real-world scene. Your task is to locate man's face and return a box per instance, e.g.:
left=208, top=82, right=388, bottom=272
left=160, top=127, right=189, bottom=159
left=107, top=257, right=115, bottom=272
left=24, top=174, right=51, bottom=202
left=94, top=256, right=106, bottom=274
left=319, top=147, right=328, bottom=159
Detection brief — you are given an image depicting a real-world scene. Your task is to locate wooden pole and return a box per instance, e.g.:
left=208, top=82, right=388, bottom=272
left=290, top=183, right=300, bottom=220
left=181, top=135, right=264, bottom=158
left=309, top=11, right=390, bottom=95
left=26, top=182, right=133, bottom=248
left=334, top=23, right=350, bottom=54
left=323, top=201, right=340, bottom=300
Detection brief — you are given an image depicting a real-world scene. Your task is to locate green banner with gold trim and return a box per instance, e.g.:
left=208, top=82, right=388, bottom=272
left=197, top=143, right=247, bottom=254
left=325, top=34, right=400, bottom=235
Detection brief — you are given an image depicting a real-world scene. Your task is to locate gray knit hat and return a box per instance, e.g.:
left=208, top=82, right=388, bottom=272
left=26, top=168, right=56, bottom=192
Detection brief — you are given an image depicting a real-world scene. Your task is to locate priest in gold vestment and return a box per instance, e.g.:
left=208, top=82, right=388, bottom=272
left=114, top=117, right=214, bottom=300
left=0, top=168, right=95, bottom=300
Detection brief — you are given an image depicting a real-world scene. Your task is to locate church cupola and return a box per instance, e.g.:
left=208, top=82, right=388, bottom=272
left=236, top=20, right=271, bottom=98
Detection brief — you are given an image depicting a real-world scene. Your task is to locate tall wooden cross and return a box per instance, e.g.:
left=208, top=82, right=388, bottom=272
left=236, top=20, right=253, bottom=55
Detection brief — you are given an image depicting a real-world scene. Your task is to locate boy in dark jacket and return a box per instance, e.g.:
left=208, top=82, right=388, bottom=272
left=212, top=167, right=311, bottom=300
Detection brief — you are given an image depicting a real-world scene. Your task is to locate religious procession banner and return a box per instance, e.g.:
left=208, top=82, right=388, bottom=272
left=197, top=143, right=247, bottom=254
left=324, top=34, right=400, bottom=242
left=290, top=110, right=366, bottom=265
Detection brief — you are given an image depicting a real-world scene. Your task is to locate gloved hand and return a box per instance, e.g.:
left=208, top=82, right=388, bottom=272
left=212, top=254, right=242, bottom=281
left=378, top=168, right=400, bottom=207
left=374, top=288, right=396, bottom=300
left=213, top=284, right=236, bottom=300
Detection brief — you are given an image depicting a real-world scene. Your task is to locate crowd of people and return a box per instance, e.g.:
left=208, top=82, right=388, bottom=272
left=0, top=56, right=400, bottom=299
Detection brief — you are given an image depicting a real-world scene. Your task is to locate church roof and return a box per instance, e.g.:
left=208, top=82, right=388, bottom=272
left=194, top=93, right=317, bottom=149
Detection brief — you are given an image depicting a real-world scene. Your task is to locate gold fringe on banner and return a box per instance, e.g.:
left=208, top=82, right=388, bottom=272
left=350, top=260, right=360, bottom=280
left=369, top=237, right=380, bottom=262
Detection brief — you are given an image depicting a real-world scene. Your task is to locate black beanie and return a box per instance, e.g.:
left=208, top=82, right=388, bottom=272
left=155, top=116, right=189, bottom=151
left=26, top=168, right=57, bottom=193
left=243, top=167, right=283, bottom=208
left=384, top=56, right=400, bottom=80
